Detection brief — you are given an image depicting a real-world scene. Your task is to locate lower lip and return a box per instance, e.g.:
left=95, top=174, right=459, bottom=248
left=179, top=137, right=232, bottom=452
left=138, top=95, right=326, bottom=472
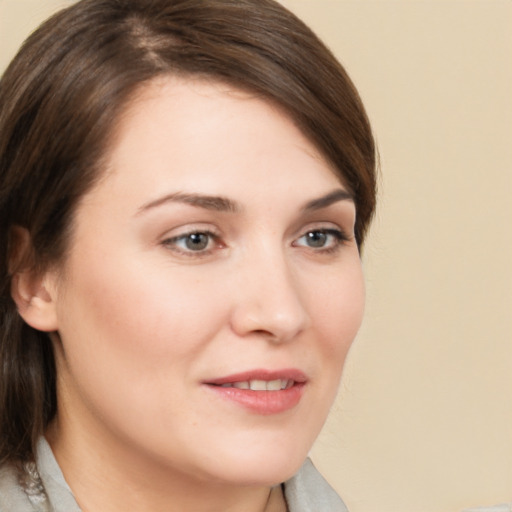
left=205, top=383, right=306, bottom=415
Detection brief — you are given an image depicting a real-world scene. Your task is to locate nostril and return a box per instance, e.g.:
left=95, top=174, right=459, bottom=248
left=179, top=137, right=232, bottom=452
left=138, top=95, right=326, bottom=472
left=253, top=329, right=275, bottom=338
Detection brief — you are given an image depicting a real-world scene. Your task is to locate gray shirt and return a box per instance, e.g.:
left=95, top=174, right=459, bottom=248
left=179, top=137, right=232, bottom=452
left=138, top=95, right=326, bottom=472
left=0, top=438, right=348, bottom=511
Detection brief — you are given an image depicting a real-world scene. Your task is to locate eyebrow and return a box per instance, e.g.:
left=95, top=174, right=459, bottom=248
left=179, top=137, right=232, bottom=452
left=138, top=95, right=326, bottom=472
left=302, top=189, right=353, bottom=212
left=137, top=192, right=241, bottom=215
left=136, top=188, right=353, bottom=216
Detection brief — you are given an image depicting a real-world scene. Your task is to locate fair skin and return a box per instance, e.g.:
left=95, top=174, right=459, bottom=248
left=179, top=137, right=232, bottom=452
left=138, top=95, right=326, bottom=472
left=19, top=77, right=365, bottom=512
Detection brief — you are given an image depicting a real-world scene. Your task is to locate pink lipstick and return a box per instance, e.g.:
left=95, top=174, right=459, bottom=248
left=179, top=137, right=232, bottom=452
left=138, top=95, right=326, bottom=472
left=203, top=369, right=307, bottom=415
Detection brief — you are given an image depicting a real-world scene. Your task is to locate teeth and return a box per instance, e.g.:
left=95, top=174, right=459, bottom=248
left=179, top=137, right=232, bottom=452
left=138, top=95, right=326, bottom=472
left=266, top=379, right=282, bottom=391
left=219, top=379, right=293, bottom=390
left=249, top=379, right=267, bottom=391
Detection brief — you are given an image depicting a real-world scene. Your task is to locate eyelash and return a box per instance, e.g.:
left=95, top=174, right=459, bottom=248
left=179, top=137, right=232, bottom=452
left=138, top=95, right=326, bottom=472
left=161, top=227, right=350, bottom=258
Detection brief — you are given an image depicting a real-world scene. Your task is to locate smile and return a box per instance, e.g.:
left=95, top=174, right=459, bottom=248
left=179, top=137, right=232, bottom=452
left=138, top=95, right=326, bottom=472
left=204, top=369, right=307, bottom=415
left=216, top=379, right=294, bottom=391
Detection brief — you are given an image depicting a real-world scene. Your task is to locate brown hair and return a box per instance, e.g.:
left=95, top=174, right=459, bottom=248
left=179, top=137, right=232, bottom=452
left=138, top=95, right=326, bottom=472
left=0, top=0, right=376, bottom=465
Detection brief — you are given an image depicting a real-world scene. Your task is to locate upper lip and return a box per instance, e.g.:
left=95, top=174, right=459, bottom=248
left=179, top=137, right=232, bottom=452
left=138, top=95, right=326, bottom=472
left=204, top=368, right=308, bottom=386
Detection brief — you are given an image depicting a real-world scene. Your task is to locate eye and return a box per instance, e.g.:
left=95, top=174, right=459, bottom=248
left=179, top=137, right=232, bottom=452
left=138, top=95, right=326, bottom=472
left=162, top=230, right=220, bottom=255
left=293, top=228, right=348, bottom=251
left=180, top=232, right=211, bottom=251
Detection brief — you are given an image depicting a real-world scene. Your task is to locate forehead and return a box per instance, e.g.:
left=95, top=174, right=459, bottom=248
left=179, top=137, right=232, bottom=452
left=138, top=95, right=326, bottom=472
left=96, top=76, right=343, bottom=194
left=114, top=77, right=305, bottom=147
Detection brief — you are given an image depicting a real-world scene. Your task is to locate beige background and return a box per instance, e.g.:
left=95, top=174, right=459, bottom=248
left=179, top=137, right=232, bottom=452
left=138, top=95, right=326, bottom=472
left=1, top=1, right=511, bottom=511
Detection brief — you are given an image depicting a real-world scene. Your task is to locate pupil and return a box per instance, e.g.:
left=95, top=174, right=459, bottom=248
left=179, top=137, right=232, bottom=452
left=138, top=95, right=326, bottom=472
left=307, top=231, right=326, bottom=247
left=186, top=233, right=209, bottom=250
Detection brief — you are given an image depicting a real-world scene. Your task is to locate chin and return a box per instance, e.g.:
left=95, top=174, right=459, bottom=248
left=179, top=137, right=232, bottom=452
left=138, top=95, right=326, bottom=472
left=195, top=438, right=311, bottom=487
left=211, top=460, right=305, bottom=488
left=182, top=410, right=328, bottom=487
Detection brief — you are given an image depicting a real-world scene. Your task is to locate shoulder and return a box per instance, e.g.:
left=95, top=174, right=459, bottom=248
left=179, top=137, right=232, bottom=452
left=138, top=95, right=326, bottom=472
left=0, top=463, right=35, bottom=512
left=284, top=458, right=349, bottom=512
left=463, top=505, right=512, bottom=512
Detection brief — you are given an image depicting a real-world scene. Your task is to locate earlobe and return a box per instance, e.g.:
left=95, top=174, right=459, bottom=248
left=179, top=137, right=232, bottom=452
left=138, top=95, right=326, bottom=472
left=11, top=272, right=59, bottom=332
left=9, top=227, right=59, bottom=333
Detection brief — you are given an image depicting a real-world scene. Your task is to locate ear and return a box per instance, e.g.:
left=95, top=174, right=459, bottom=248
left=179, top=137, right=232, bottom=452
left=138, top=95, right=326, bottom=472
left=9, top=227, right=59, bottom=333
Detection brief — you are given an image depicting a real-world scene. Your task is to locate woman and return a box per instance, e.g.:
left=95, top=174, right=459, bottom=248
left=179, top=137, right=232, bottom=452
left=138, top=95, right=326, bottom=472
left=0, top=0, right=376, bottom=510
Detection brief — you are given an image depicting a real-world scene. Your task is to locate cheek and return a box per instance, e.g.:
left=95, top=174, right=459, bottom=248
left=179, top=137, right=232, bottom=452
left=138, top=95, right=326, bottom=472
left=58, top=254, right=229, bottom=363
left=309, top=261, right=365, bottom=356
left=302, top=258, right=365, bottom=413
left=53, top=252, right=233, bottom=437
left=52, top=255, right=236, bottom=448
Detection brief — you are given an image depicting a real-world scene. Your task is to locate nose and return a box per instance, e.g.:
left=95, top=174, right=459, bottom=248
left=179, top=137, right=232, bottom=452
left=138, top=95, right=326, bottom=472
left=229, top=248, right=310, bottom=343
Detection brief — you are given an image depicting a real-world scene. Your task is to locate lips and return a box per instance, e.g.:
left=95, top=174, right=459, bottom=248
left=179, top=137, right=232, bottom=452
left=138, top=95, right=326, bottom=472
left=217, top=379, right=294, bottom=391
left=203, top=369, right=307, bottom=415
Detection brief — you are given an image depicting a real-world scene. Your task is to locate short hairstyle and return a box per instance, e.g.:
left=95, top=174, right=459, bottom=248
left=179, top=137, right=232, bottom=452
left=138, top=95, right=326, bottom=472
left=0, top=0, right=376, bottom=464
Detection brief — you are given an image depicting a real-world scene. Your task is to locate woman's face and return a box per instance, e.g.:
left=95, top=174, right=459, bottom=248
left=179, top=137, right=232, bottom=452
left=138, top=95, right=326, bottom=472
left=46, top=77, right=365, bottom=486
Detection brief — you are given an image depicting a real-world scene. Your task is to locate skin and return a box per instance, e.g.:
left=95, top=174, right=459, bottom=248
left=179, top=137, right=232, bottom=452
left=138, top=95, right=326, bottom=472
left=32, top=77, right=365, bottom=512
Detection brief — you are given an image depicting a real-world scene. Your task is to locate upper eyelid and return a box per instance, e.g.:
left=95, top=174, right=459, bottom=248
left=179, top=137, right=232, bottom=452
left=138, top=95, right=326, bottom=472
left=293, top=220, right=351, bottom=238
left=160, top=223, right=351, bottom=242
left=294, top=227, right=349, bottom=244
left=165, top=230, right=217, bottom=241
left=163, top=229, right=220, bottom=246
left=161, top=223, right=221, bottom=239
left=156, top=213, right=354, bottom=239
